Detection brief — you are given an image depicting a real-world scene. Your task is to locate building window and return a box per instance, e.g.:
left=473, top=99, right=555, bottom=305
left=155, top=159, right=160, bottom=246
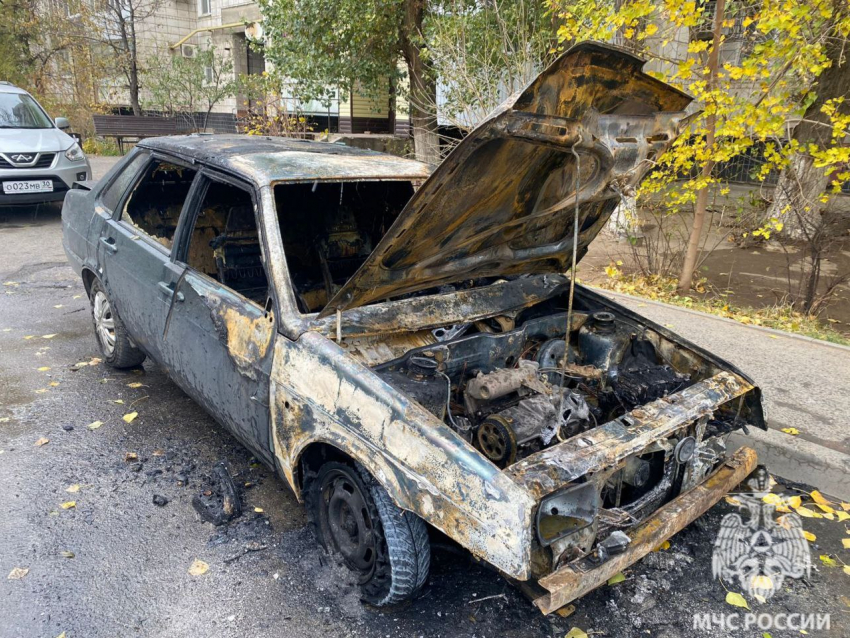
left=198, top=0, right=211, bottom=16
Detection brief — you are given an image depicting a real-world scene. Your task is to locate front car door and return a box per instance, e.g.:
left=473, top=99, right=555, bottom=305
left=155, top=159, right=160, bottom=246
left=160, top=170, right=275, bottom=463
left=98, top=154, right=199, bottom=362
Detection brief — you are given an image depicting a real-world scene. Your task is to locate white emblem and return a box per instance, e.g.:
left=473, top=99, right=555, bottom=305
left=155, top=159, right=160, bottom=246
left=711, top=467, right=811, bottom=600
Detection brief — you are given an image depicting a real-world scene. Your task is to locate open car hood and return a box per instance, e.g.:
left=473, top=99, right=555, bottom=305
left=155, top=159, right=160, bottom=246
left=320, top=42, right=692, bottom=317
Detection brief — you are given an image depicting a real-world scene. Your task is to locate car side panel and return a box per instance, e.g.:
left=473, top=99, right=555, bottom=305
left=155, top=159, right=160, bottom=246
left=268, top=330, right=536, bottom=580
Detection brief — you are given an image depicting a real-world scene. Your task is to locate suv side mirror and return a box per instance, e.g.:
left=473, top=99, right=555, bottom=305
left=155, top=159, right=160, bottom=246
left=55, top=117, right=70, bottom=130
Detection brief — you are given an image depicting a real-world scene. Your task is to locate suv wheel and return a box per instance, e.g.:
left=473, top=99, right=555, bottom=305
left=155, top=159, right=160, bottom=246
left=89, top=279, right=146, bottom=369
left=307, top=461, right=430, bottom=606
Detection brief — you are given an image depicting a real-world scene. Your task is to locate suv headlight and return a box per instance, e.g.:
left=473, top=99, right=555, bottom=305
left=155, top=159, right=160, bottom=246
left=64, top=143, right=85, bottom=162
left=536, top=482, right=600, bottom=546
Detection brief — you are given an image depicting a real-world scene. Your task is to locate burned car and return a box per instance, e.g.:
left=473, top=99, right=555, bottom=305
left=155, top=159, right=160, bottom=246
left=61, top=43, right=762, bottom=613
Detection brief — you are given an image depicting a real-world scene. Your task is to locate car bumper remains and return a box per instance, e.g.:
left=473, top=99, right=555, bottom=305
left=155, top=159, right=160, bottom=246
left=533, top=445, right=758, bottom=614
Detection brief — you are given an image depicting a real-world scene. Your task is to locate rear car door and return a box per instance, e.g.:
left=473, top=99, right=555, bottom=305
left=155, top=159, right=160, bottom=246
left=98, top=155, right=199, bottom=362
left=159, top=170, right=275, bottom=463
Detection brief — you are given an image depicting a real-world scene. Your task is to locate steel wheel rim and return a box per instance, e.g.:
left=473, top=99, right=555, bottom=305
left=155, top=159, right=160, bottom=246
left=93, top=291, right=116, bottom=355
left=322, top=470, right=376, bottom=580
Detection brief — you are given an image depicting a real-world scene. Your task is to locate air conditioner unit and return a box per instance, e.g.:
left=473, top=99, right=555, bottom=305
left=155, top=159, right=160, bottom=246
left=181, top=44, right=197, bottom=58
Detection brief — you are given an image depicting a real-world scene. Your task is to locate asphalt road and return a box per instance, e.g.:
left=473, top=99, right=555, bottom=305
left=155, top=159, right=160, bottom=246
left=0, top=160, right=848, bottom=637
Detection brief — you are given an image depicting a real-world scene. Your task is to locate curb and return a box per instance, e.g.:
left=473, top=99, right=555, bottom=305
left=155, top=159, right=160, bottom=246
left=593, top=287, right=850, bottom=354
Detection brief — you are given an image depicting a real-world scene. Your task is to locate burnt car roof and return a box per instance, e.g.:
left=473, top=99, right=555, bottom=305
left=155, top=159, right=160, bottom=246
left=139, top=134, right=432, bottom=184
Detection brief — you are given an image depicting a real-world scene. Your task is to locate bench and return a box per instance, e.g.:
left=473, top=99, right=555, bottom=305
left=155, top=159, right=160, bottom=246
left=92, top=115, right=179, bottom=154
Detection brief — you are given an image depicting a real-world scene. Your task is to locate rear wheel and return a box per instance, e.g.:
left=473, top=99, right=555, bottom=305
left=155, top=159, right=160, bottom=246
left=308, top=461, right=430, bottom=606
left=89, top=279, right=146, bottom=369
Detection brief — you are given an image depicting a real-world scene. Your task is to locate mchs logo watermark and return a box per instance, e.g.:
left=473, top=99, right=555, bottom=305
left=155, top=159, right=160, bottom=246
left=693, top=467, right=830, bottom=633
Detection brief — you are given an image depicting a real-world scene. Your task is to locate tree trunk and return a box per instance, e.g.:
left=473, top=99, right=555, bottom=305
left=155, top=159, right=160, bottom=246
left=400, top=0, right=440, bottom=166
left=605, top=193, right=641, bottom=238
left=677, top=0, right=724, bottom=294
left=764, top=29, right=849, bottom=239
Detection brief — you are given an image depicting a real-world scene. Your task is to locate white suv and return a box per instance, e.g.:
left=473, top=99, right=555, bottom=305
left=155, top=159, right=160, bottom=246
left=0, top=82, right=91, bottom=206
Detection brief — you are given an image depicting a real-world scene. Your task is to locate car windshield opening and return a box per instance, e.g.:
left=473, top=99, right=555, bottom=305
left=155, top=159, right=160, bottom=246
left=0, top=93, right=54, bottom=129
left=274, top=180, right=414, bottom=313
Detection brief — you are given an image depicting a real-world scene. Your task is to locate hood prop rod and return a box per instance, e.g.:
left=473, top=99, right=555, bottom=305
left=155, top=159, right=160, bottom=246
left=556, top=135, right=583, bottom=421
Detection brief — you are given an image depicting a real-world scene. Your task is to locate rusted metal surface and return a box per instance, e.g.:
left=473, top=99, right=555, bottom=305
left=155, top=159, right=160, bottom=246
left=320, top=43, right=692, bottom=317
left=533, top=446, right=758, bottom=614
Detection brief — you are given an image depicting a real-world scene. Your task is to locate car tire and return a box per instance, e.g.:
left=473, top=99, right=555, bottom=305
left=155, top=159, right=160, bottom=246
left=308, top=461, right=430, bottom=606
left=89, top=279, right=146, bottom=369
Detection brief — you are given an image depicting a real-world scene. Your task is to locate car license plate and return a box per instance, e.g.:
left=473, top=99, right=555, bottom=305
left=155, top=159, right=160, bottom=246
left=2, top=179, right=54, bottom=194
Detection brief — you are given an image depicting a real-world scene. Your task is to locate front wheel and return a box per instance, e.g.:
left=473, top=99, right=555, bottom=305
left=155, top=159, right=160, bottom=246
left=307, top=462, right=430, bottom=606
left=89, top=279, right=146, bottom=369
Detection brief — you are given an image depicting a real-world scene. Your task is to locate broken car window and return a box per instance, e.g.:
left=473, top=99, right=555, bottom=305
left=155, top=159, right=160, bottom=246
left=100, top=151, right=149, bottom=213
left=121, top=160, right=197, bottom=249
left=185, top=178, right=269, bottom=305
left=273, top=180, right=414, bottom=313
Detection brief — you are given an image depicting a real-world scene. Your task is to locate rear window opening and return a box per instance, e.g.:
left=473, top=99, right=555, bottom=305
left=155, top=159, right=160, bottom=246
left=274, top=180, right=414, bottom=313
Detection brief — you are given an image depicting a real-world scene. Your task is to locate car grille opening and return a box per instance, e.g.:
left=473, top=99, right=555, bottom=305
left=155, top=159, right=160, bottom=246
left=0, top=153, right=56, bottom=169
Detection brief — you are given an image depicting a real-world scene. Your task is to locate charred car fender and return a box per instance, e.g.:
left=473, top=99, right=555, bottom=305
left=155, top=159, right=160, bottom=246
left=269, top=331, right=537, bottom=579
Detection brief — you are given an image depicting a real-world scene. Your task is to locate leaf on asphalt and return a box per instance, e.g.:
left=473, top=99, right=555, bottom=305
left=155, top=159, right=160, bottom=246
left=762, top=493, right=781, bottom=505
left=188, top=559, right=209, bottom=576
left=37, top=366, right=50, bottom=372
left=127, top=382, right=144, bottom=388
left=725, top=496, right=742, bottom=506
left=841, top=502, right=850, bottom=512
left=42, top=334, right=56, bottom=339
left=814, top=503, right=835, bottom=514
left=122, top=412, right=138, bottom=423
left=607, top=572, right=626, bottom=585
left=60, top=550, right=75, bottom=559
left=654, top=540, right=671, bottom=551
left=54, top=304, right=63, bottom=309
left=811, top=490, right=832, bottom=506
left=822, top=512, right=835, bottom=521
left=87, top=421, right=104, bottom=430
left=794, top=506, right=821, bottom=518
left=34, top=437, right=49, bottom=447
left=49, top=382, right=60, bottom=387
left=780, top=427, right=799, bottom=435
left=124, top=452, right=138, bottom=462
left=35, top=388, right=48, bottom=394
left=754, top=593, right=767, bottom=604
left=112, top=399, right=124, bottom=404
left=837, top=512, right=850, bottom=522
left=152, top=449, right=165, bottom=456
left=254, top=507, right=264, bottom=513
left=61, top=501, right=76, bottom=510
left=23, top=335, right=34, bottom=340
left=787, top=495, right=802, bottom=509
left=819, top=555, right=837, bottom=567
left=763, top=633, right=772, bottom=638
left=802, top=530, right=816, bottom=542
left=7, top=567, right=28, bottom=580
left=66, top=484, right=80, bottom=493
left=844, top=566, right=850, bottom=576
left=726, top=592, right=749, bottom=609
left=57, top=633, right=66, bottom=638
left=0, top=417, right=9, bottom=423
left=555, top=604, right=575, bottom=618
left=565, top=629, right=588, bottom=638
left=751, top=575, right=773, bottom=591
left=842, top=539, right=850, bottom=549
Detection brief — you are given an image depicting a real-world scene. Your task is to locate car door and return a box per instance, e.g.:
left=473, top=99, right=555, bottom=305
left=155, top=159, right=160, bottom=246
left=158, top=170, right=275, bottom=463
left=97, top=155, right=199, bottom=362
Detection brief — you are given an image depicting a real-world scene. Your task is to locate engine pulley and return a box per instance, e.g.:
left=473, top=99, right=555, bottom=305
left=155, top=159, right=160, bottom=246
left=473, top=415, right=518, bottom=468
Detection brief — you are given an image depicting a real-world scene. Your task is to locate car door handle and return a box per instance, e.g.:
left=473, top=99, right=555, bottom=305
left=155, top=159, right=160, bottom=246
left=99, top=236, right=117, bottom=254
left=158, top=281, right=184, bottom=302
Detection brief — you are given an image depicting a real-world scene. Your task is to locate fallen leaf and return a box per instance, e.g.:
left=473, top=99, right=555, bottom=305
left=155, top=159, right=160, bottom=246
left=188, top=559, right=209, bottom=576
left=60, top=550, right=75, bottom=559
left=763, top=633, right=772, bottom=638
left=87, top=420, right=103, bottom=430
left=66, top=484, right=80, bottom=493
left=565, top=629, right=588, bottom=638
left=837, top=512, right=850, bottom=522
left=73, top=294, right=82, bottom=299
left=124, top=452, right=138, bottom=462
left=7, top=567, right=28, bottom=580
left=127, top=382, right=143, bottom=388
left=254, top=507, right=264, bottom=513
left=814, top=503, right=835, bottom=514
left=61, top=501, right=76, bottom=509
left=37, top=366, right=50, bottom=372
left=122, top=412, right=138, bottom=423
left=57, top=633, right=66, bottom=638
left=152, top=449, right=165, bottom=456
left=802, top=531, right=816, bottom=542
left=794, top=506, right=821, bottom=518
left=762, top=493, right=781, bottom=505
left=607, top=572, right=626, bottom=585
left=754, top=593, right=767, bottom=604
left=726, top=591, right=749, bottom=609
left=819, top=555, right=837, bottom=567
left=23, top=335, right=34, bottom=340
left=844, top=566, right=850, bottom=576
left=780, top=427, right=799, bottom=435
left=655, top=540, right=671, bottom=551
left=842, top=539, right=850, bottom=549
left=811, top=490, right=832, bottom=506
left=42, top=334, right=56, bottom=339
left=555, top=604, right=576, bottom=618
left=34, top=437, right=49, bottom=447
left=725, top=496, right=742, bottom=506
left=842, top=503, right=850, bottom=512
left=788, top=495, right=802, bottom=509
left=49, top=382, right=60, bottom=387
left=0, top=417, right=9, bottom=423
left=112, top=399, right=124, bottom=404
left=35, top=388, right=48, bottom=394
left=823, top=512, right=835, bottom=521
left=751, top=575, right=773, bottom=591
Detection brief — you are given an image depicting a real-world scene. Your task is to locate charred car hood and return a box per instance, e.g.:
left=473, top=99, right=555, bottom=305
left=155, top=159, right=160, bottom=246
left=321, top=42, right=692, bottom=317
